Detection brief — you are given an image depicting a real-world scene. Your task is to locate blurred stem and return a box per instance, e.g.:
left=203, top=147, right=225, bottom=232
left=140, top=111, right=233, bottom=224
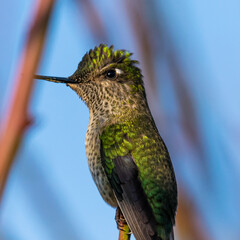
left=75, top=0, right=108, bottom=42
left=176, top=188, right=212, bottom=240
left=0, top=0, right=55, bottom=204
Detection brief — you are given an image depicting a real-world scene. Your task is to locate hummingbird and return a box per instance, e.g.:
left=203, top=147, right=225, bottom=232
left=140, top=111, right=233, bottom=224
left=35, top=44, right=177, bottom=240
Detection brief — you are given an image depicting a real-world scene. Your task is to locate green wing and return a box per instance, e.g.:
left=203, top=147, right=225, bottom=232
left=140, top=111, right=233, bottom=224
left=100, top=119, right=177, bottom=240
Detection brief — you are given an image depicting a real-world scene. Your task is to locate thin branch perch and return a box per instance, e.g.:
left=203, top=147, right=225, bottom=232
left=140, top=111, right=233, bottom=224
left=118, top=224, right=131, bottom=240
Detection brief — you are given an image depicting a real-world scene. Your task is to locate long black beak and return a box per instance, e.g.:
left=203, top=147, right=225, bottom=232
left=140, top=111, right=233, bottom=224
left=34, top=75, right=78, bottom=84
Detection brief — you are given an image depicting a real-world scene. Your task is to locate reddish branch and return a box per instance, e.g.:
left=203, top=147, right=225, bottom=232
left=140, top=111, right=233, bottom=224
left=118, top=225, right=131, bottom=240
left=0, top=0, right=55, bottom=203
left=119, top=230, right=131, bottom=240
left=176, top=189, right=212, bottom=240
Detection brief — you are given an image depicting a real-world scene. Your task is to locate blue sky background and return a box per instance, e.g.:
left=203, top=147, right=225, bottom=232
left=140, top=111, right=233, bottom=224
left=0, top=0, right=240, bottom=240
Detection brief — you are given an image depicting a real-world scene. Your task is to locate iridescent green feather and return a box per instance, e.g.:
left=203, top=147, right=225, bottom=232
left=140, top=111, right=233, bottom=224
left=70, top=44, right=145, bottom=94
left=72, top=44, right=137, bottom=76
left=100, top=115, right=177, bottom=238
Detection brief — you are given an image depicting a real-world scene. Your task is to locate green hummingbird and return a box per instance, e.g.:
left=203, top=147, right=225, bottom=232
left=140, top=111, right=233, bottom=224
left=35, top=44, right=177, bottom=240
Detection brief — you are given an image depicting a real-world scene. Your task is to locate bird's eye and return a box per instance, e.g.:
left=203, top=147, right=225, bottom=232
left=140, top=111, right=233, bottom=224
left=106, top=69, right=117, bottom=79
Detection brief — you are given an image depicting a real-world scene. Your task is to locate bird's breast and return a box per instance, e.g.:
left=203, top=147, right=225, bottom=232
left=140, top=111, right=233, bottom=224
left=85, top=120, right=117, bottom=207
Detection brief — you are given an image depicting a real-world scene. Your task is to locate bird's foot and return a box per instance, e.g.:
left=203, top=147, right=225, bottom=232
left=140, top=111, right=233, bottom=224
left=115, top=207, right=132, bottom=234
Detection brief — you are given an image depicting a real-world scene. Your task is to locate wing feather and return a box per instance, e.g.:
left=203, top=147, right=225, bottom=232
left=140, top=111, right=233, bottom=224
left=100, top=131, right=176, bottom=240
left=112, top=155, right=161, bottom=240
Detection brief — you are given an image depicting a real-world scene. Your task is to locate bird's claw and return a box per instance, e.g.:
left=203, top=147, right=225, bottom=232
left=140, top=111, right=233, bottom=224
left=115, top=207, right=132, bottom=234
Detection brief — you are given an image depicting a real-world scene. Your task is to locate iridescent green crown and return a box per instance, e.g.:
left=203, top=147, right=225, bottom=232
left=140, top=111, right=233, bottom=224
left=74, top=44, right=139, bottom=78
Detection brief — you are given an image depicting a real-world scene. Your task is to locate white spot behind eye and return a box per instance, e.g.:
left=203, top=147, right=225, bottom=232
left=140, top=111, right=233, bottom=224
left=115, top=68, right=123, bottom=75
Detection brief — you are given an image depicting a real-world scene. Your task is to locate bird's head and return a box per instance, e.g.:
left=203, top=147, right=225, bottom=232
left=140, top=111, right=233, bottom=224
left=36, top=44, right=148, bottom=121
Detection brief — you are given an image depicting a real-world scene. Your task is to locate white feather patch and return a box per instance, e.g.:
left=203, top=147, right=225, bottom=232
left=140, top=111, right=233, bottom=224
left=115, top=68, right=124, bottom=75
